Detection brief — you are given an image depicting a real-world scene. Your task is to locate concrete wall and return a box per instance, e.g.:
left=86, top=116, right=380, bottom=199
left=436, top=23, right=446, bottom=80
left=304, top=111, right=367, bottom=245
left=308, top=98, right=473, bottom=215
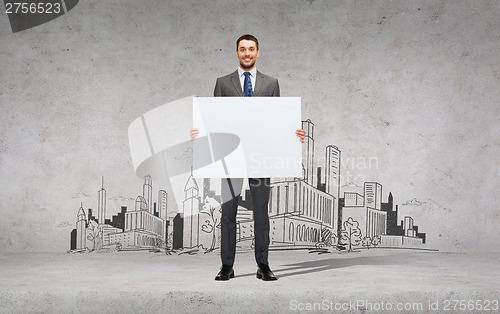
left=0, top=0, right=499, bottom=252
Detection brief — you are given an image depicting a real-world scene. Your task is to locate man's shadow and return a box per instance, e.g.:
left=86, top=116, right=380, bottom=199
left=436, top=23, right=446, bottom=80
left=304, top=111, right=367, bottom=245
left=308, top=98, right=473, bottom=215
left=236, top=251, right=411, bottom=279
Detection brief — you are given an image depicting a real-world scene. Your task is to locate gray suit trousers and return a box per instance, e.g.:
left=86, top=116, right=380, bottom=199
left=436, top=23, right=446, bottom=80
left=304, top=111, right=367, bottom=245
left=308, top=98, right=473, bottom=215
left=220, top=178, right=270, bottom=266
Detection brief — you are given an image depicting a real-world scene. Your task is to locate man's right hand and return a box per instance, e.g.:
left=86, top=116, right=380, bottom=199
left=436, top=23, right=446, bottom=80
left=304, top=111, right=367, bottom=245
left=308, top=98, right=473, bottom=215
left=190, top=128, right=199, bottom=141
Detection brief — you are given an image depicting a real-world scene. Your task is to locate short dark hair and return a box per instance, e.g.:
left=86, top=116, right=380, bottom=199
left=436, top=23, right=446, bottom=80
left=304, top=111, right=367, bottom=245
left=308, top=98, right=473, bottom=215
left=236, top=34, right=259, bottom=50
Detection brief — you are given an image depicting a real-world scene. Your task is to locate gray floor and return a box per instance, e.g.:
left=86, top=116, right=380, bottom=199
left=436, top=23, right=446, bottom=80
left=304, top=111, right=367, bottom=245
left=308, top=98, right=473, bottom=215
left=1, top=248, right=499, bottom=313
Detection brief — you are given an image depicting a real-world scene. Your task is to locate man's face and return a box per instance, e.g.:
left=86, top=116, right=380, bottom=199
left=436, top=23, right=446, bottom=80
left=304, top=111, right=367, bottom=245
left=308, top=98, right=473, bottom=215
left=236, top=39, right=259, bottom=71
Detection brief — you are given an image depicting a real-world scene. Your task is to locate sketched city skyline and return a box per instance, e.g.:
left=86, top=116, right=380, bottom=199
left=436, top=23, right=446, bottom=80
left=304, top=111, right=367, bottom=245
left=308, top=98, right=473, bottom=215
left=69, top=118, right=429, bottom=254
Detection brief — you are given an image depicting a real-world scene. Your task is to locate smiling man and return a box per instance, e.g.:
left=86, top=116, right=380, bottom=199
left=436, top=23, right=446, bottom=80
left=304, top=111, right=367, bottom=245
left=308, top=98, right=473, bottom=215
left=190, top=34, right=305, bottom=281
left=213, top=34, right=279, bottom=98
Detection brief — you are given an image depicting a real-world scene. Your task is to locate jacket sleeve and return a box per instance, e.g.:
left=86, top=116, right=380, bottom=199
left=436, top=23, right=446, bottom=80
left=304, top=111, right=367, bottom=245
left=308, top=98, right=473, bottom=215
left=273, top=79, right=280, bottom=97
left=214, top=78, right=222, bottom=97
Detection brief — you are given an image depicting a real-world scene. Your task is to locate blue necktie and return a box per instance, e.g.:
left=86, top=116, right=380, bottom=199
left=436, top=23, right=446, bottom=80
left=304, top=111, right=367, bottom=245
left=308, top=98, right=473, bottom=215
left=243, top=72, right=253, bottom=97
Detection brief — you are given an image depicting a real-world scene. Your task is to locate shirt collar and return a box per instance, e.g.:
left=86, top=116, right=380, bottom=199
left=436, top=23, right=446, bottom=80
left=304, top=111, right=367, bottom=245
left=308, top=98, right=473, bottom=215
left=238, top=67, right=257, bottom=78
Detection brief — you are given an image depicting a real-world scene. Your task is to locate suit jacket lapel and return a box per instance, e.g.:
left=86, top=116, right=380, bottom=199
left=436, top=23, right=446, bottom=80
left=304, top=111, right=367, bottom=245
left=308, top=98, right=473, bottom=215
left=253, top=70, right=264, bottom=96
left=230, top=70, right=243, bottom=96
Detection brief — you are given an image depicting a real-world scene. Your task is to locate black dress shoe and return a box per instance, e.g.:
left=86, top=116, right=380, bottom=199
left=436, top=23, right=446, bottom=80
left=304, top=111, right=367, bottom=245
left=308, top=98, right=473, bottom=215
left=257, top=263, right=277, bottom=281
left=215, top=264, right=234, bottom=281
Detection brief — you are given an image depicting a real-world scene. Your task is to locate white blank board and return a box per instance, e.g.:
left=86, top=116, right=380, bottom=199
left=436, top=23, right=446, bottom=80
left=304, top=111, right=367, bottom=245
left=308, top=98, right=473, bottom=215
left=193, top=97, right=302, bottom=178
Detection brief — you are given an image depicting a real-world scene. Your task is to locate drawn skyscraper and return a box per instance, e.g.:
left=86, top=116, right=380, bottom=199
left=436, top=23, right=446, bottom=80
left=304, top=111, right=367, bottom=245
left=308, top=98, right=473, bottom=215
left=183, top=173, right=200, bottom=248
left=143, top=175, right=153, bottom=214
left=364, top=182, right=382, bottom=210
left=118, top=176, right=166, bottom=247
left=364, top=182, right=386, bottom=237
left=203, top=178, right=210, bottom=201
left=302, top=119, right=315, bottom=186
left=404, top=216, right=415, bottom=237
left=325, top=146, right=340, bottom=196
left=383, top=192, right=401, bottom=235
left=325, top=145, right=341, bottom=234
left=76, top=203, right=86, bottom=250
left=158, top=190, right=168, bottom=219
left=97, top=177, right=106, bottom=225
left=135, top=196, right=148, bottom=211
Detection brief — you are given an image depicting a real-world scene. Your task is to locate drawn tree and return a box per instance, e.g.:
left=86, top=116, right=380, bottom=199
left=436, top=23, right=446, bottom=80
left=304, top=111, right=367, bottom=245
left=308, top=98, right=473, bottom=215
left=363, top=234, right=382, bottom=250
left=316, top=228, right=337, bottom=249
left=167, top=231, right=173, bottom=249
left=154, top=237, right=165, bottom=250
left=339, top=217, right=362, bottom=252
left=86, top=220, right=102, bottom=251
left=362, top=236, right=372, bottom=250
left=200, top=191, right=221, bottom=253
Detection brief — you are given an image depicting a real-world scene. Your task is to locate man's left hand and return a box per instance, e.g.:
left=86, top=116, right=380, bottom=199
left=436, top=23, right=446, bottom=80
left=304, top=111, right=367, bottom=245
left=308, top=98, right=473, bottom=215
left=296, top=129, right=306, bottom=143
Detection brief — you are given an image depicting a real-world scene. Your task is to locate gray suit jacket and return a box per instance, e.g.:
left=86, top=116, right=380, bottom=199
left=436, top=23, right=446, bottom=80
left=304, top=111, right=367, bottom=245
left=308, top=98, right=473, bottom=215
left=214, top=70, right=280, bottom=97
